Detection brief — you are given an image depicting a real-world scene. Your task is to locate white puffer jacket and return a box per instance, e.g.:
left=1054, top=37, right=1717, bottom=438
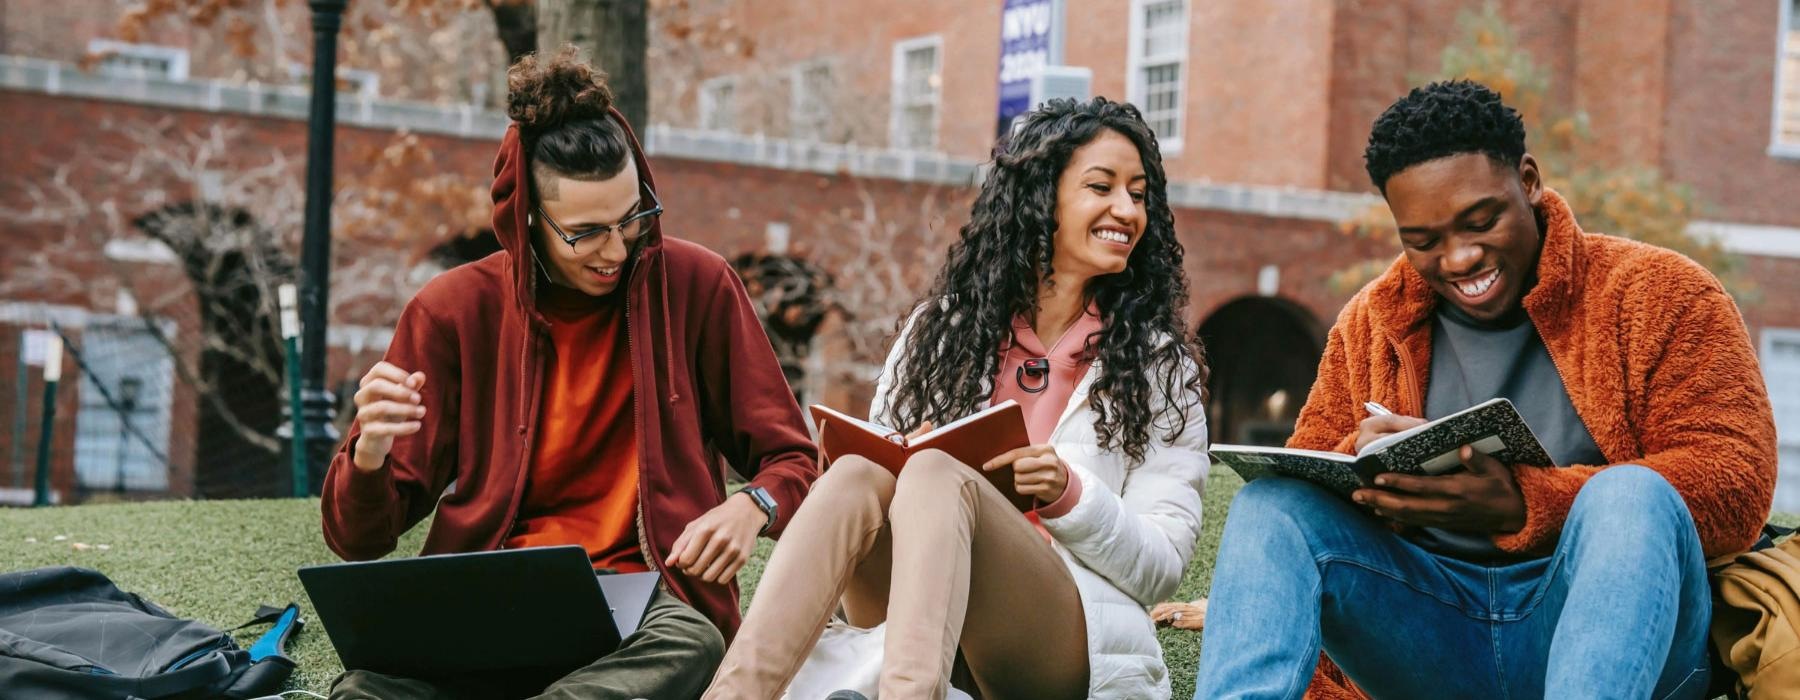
left=869, top=322, right=1209, bottom=699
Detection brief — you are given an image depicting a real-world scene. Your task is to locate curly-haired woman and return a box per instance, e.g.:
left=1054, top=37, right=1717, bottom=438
left=320, top=47, right=819, bottom=700
left=704, top=97, right=1211, bottom=700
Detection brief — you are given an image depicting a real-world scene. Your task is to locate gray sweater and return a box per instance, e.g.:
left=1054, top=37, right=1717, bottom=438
left=1410, top=303, right=1605, bottom=561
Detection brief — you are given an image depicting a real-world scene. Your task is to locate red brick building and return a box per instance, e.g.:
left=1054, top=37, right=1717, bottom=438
left=2, top=0, right=1798, bottom=505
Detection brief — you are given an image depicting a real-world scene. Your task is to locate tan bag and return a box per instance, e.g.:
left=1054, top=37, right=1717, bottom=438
left=1712, top=533, right=1800, bottom=699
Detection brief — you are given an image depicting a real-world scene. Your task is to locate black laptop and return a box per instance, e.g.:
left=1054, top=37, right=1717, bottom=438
left=298, top=545, right=661, bottom=677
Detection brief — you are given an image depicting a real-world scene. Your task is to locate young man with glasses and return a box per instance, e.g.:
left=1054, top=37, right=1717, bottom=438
left=321, top=48, right=819, bottom=700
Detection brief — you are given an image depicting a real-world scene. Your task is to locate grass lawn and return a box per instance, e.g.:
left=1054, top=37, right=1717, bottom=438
left=0, top=466, right=1241, bottom=697
left=6, top=467, right=1765, bottom=698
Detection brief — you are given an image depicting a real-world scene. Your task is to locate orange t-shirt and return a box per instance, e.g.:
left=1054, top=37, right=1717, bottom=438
left=504, top=284, right=647, bottom=572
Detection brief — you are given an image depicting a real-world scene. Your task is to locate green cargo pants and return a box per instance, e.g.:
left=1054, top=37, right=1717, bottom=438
left=330, top=588, right=725, bottom=700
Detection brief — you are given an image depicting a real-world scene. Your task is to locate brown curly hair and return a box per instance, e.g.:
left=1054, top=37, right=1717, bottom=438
left=505, top=45, right=633, bottom=193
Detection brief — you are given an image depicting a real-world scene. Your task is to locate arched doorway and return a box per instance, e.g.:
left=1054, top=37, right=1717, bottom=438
left=1197, top=297, right=1324, bottom=447
left=135, top=203, right=293, bottom=497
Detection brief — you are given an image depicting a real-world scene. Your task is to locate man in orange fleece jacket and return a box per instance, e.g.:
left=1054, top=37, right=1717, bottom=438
left=1194, top=80, right=1776, bottom=699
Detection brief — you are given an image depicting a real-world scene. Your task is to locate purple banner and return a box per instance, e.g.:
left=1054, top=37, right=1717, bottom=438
left=997, top=0, right=1056, bottom=136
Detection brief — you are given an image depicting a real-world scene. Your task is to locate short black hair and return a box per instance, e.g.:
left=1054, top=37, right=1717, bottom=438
left=1363, top=80, right=1526, bottom=192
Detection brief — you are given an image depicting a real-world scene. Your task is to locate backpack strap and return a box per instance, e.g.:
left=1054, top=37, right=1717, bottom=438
left=217, top=604, right=304, bottom=699
left=246, top=605, right=302, bottom=662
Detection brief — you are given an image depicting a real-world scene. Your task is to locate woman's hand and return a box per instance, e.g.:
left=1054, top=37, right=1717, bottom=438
left=982, top=444, right=1071, bottom=503
left=1150, top=599, right=1207, bottom=631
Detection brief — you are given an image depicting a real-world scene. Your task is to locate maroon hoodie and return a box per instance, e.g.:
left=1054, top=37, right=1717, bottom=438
left=320, top=109, right=820, bottom=639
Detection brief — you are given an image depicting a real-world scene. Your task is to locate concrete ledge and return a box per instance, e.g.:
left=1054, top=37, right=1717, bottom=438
left=641, top=126, right=984, bottom=186
left=102, top=239, right=179, bottom=265
left=1691, top=220, right=1800, bottom=260
left=1164, top=180, right=1378, bottom=222
left=0, top=55, right=508, bottom=140
left=0, top=301, right=178, bottom=338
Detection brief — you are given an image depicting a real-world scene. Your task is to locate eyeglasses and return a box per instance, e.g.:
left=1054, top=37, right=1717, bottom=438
left=535, top=187, right=663, bottom=253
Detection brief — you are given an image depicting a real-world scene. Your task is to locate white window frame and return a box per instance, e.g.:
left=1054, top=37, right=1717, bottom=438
left=70, top=321, right=175, bottom=492
left=1126, top=0, right=1189, bottom=155
left=790, top=60, right=835, bottom=142
left=699, top=76, right=738, bottom=133
left=889, top=35, right=944, bottom=152
left=1764, top=328, right=1800, bottom=511
left=1775, top=0, right=1800, bottom=158
left=1766, top=327, right=1800, bottom=443
left=86, top=39, right=189, bottom=81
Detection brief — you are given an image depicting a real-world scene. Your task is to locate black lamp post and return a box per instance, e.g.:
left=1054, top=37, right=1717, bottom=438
left=290, top=0, right=347, bottom=494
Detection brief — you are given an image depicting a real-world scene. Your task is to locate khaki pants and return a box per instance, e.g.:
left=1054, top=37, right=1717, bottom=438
left=329, top=588, right=724, bottom=700
left=706, top=450, right=1088, bottom=700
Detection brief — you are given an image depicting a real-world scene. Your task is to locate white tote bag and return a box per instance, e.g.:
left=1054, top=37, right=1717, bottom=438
left=778, top=620, right=974, bottom=700
left=780, top=619, right=885, bottom=699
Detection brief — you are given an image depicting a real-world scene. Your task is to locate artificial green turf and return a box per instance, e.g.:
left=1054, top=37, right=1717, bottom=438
left=0, top=468, right=1231, bottom=696
left=9, top=466, right=1752, bottom=698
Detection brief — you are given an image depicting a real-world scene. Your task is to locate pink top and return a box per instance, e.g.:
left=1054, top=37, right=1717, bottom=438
left=991, top=307, right=1104, bottom=519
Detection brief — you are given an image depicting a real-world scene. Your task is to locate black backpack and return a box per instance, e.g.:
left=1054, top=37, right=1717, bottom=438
left=0, top=566, right=302, bottom=699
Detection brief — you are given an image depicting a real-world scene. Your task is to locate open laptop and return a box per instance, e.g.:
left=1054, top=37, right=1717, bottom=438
left=298, top=545, right=660, bottom=677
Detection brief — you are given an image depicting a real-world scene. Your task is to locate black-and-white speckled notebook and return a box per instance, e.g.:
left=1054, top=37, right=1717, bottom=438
left=1212, top=398, right=1552, bottom=497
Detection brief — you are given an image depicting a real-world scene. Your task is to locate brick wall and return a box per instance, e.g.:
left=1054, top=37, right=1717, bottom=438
left=1663, top=0, right=1800, bottom=228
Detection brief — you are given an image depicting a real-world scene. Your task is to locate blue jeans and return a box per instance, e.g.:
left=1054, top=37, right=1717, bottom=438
left=1195, top=466, right=1712, bottom=700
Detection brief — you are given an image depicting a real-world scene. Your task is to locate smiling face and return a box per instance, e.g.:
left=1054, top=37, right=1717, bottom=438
left=1051, top=129, right=1149, bottom=284
left=1384, top=152, right=1545, bottom=322
left=532, top=158, right=642, bottom=297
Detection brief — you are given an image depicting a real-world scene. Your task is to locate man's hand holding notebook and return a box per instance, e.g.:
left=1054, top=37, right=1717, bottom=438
left=1210, top=398, right=1554, bottom=498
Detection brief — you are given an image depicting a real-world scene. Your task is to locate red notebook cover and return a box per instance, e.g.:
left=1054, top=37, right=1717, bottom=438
left=809, top=401, right=1035, bottom=511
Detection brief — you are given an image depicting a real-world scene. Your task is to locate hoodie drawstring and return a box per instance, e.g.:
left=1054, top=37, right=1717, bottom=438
left=659, top=252, right=679, bottom=404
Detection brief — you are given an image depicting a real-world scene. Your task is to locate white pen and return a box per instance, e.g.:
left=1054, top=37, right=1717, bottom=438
left=1363, top=401, right=1394, bottom=417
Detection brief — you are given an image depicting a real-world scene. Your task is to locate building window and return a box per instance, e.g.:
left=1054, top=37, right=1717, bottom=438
left=890, top=36, right=943, bottom=151
left=791, top=62, right=835, bottom=141
left=72, top=322, right=174, bottom=493
left=86, top=40, right=189, bottom=81
left=699, top=77, right=737, bottom=133
left=1767, top=329, right=1800, bottom=511
left=1129, top=0, right=1188, bottom=152
left=1777, top=0, right=1800, bottom=154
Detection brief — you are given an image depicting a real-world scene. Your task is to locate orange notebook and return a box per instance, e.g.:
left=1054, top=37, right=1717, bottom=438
left=808, top=400, right=1035, bottom=511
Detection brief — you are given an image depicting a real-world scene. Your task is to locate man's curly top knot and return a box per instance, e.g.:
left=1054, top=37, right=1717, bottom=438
left=507, top=45, right=615, bottom=137
left=505, top=45, right=633, bottom=191
left=1364, top=79, right=1526, bottom=192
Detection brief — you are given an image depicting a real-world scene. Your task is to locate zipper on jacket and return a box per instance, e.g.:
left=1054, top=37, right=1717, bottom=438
left=1393, top=330, right=1425, bottom=415
left=624, top=261, right=674, bottom=597
left=496, top=331, right=544, bottom=549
